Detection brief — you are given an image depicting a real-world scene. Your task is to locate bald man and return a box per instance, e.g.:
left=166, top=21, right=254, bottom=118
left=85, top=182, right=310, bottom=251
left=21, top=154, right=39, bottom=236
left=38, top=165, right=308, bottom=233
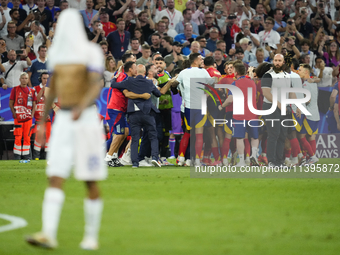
left=261, top=54, right=301, bottom=167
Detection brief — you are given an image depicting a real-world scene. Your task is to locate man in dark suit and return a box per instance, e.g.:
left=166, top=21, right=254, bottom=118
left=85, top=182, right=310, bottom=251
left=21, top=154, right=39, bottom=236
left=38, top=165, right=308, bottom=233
left=110, top=62, right=162, bottom=168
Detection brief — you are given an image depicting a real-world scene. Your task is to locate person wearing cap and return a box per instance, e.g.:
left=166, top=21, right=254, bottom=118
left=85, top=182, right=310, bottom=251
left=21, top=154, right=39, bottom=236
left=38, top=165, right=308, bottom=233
left=249, top=48, right=265, bottom=68
left=174, top=23, right=197, bottom=56
left=164, top=41, right=187, bottom=73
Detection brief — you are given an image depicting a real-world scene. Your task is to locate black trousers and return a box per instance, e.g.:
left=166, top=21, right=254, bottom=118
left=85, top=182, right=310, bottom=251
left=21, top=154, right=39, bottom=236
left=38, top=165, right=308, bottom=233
left=129, top=111, right=159, bottom=166
left=263, top=103, right=288, bottom=165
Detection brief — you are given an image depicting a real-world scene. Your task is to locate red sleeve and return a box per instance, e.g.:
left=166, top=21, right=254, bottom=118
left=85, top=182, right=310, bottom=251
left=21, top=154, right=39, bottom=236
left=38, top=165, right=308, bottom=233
left=9, top=88, right=16, bottom=100
left=31, top=89, right=37, bottom=102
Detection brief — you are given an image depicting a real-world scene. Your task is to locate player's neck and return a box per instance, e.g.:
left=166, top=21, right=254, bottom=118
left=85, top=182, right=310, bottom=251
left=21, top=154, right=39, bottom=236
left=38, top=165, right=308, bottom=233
left=86, top=7, right=93, bottom=12
left=118, top=29, right=125, bottom=34
left=158, top=70, right=165, bottom=75
left=205, top=66, right=214, bottom=69
left=191, top=64, right=199, bottom=68
left=215, top=59, right=222, bottom=65
left=168, top=7, right=174, bottom=13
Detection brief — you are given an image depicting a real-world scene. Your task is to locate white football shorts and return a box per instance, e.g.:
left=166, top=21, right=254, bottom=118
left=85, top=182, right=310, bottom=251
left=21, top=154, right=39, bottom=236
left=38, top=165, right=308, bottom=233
left=46, top=106, right=107, bottom=181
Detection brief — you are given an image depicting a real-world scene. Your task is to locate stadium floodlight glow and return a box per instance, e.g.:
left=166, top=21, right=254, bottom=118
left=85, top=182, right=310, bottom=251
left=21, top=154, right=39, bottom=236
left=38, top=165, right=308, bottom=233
left=211, top=85, right=312, bottom=116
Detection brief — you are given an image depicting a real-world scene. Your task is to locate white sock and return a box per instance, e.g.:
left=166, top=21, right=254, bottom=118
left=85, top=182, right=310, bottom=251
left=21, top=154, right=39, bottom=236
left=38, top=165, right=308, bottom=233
left=291, top=157, right=298, bottom=164
left=285, top=157, right=290, bottom=161
left=261, top=153, right=266, bottom=157
left=42, top=188, right=65, bottom=240
left=251, top=147, right=258, bottom=158
left=112, top=152, right=118, bottom=159
left=83, top=198, right=103, bottom=241
left=104, top=153, right=112, bottom=161
left=298, top=153, right=303, bottom=158
left=239, top=154, right=245, bottom=163
left=223, top=158, right=229, bottom=165
left=195, top=158, right=200, bottom=165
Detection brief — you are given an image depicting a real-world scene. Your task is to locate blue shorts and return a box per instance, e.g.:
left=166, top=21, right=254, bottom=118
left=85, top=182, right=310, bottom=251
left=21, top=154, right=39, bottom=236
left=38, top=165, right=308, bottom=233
left=223, top=111, right=233, bottom=135
left=291, top=113, right=305, bottom=132
left=107, top=109, right=128, bottom=135
left=232, top=119, right=259, bottom=139
left=184, top=107, right=207, bottom=130
left=301, top=119, right=319, bottom=135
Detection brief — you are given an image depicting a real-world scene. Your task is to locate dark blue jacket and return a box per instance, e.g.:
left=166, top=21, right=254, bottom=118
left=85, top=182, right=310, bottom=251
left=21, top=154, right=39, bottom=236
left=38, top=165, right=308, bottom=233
left=107, top=30, right=130, bottom=60
left=111, top=75, right=161, bottom=114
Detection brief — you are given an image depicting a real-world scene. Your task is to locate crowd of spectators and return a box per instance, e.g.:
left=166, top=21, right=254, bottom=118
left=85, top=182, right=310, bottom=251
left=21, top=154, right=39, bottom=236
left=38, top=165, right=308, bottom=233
left=0, top=0, right=339, bottom=90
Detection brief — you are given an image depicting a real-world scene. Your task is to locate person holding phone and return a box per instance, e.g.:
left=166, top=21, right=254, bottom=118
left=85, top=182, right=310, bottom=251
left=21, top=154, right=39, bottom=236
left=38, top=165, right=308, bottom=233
left=0, top=49, right=31, bottom=89
left=310, top=1, right=332, bottom=35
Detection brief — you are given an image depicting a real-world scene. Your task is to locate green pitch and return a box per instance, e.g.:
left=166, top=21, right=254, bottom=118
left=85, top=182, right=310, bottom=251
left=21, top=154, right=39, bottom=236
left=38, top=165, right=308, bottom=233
left=0, top=159, right=340, bottom=255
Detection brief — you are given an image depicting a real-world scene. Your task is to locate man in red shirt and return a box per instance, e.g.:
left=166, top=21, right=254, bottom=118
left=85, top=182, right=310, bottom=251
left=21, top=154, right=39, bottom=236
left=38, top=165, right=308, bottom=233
left=32, top=72, right=51, bottom=160
left=203, top=56, right=223, bottom=166
left=9, top=72, right=36, bottom=160
left=219, top=63, right=260, bottom=167
left=99, top=8, right=117, bottom=36
left=218, top=60, right=236, bottom=166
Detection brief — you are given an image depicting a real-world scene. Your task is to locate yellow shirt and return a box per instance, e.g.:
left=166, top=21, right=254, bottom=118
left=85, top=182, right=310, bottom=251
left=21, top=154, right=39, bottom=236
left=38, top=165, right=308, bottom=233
left=175, top=0, right=188, bottom=13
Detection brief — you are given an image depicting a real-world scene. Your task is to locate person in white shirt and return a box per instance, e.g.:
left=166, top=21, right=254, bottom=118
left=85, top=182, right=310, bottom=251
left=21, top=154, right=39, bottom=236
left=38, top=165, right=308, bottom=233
left=258, top=17, right=280, bottom=59
left=314, top=56, right=333, bottom=87
left=25, top=21, right=47, bottom=57
left=234, top=0, right=252, bottom=27
left=22, top=0, right=38, bottom=15
left=68, top=0, right=86, bottom=10
left=0, top=50, right=32, bottom=89
left=0, top=0, right=11, bottom=38
left=155, top=0, right=183, bottom=30
left=171, top=53, right=214, bottom=166
left=297, top=63, right=319, bottom=165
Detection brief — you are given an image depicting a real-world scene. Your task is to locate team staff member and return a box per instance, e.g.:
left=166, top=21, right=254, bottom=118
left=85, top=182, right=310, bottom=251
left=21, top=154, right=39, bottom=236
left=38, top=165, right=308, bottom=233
left=32, top=72, right=51, bottom=160
left=111, top=63, right=162, bottom=168
left=9, top=72, right=36, bottom=160
left=155, top=56, right=174, bottom=165
left=261, top=54, right=301, bottom=167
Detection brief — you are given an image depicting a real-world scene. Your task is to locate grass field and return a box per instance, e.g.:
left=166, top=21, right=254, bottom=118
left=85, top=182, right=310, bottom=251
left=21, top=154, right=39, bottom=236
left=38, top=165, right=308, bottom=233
left=1, top=159, right=340, bottom=255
